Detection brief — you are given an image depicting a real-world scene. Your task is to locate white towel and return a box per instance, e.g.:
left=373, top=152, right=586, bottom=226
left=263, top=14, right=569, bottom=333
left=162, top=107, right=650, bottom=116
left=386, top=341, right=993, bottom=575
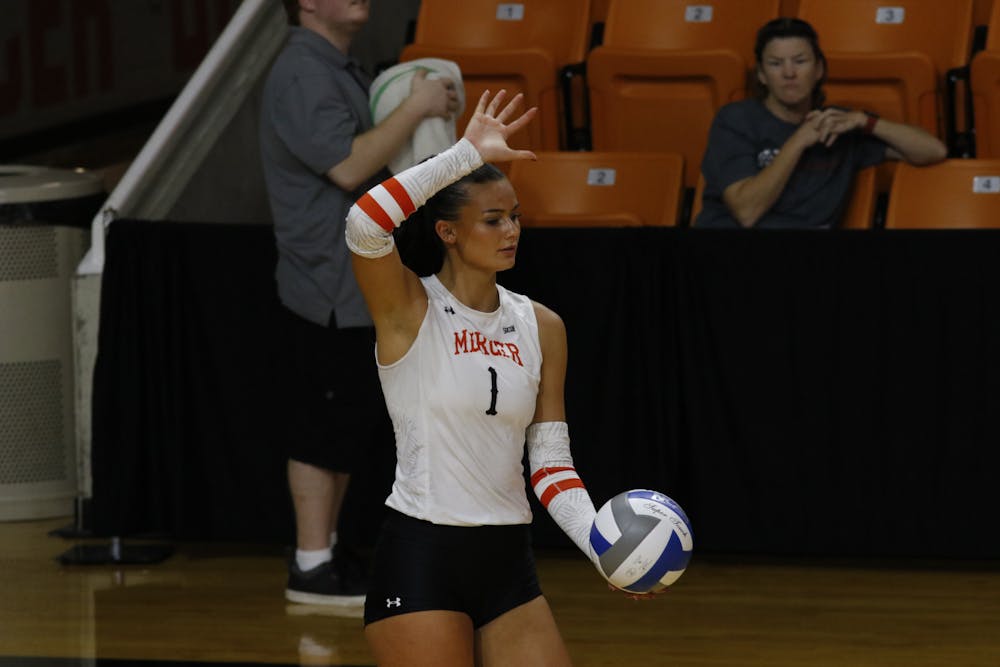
left=369, top=58, right=465, bottom=174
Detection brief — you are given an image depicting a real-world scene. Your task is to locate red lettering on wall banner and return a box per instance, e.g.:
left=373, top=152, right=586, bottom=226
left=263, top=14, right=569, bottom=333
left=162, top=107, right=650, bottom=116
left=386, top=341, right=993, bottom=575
left=72, top=0, right=113, bottom=99
left=0, top=36, right=23, bottom=116
left=170, top=0, right=236, bottom=73
left=24, top=0, right=114, bottom=109
left=29, top=0, right=68, bottom=108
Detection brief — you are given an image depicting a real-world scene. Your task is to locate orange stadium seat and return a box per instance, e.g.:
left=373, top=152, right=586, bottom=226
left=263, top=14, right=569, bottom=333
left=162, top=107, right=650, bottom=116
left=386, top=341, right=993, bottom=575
left=839, top=167, right=879, bottom=229
left=797, top=0, right=976, bottom=139
left=975, top=0, right=995, bottom=27
left=508, top=151, right=686, bottom=227
left=587, top=0, right=781, bottom=188
left=590, top=0, right=612, bottom=24
left=690, top=175, right=706, bottom=224
left=780, top=0, right=801, bottom=17
left=399, top=0, right=591, bottom=152
left=884, top=159, right=1000, bottom=228
left=971, top=0, right=1000, bottom=157
left=588, top=0, right=611, bottom=66
left=689, top=167, right=877, bottom=228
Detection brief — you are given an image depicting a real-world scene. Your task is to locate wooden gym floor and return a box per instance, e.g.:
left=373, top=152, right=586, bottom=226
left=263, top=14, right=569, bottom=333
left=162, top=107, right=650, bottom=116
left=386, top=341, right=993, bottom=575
left=1, top=517, right=999, bottom=666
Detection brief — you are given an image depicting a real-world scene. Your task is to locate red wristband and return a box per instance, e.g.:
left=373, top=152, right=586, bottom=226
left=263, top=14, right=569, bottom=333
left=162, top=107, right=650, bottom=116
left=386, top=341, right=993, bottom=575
left=863, top=112, right=879, bottom=135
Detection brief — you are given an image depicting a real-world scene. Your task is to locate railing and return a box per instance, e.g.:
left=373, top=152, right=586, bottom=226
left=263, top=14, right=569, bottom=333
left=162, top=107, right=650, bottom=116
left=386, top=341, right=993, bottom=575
left=77, top=0, right=287, bottom=275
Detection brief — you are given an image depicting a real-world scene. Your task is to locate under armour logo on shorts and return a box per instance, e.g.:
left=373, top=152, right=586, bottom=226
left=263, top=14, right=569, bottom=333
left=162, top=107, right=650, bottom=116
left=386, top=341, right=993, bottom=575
left=386, top=597, right=402, bottom=608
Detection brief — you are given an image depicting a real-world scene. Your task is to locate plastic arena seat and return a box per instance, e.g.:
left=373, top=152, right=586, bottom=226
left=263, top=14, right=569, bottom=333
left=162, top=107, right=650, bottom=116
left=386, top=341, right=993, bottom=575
left=399, top=0, right=591, bottom=152
left=974, top=0, right=994, bottom=27
left=590, top=0, right=612, bottom=25
left=884, top=159, right=1000, bottom=228
left=507, top=151, right=686, bottom=227
left=971, top=0, right=1000, bottom=157
left=839, top=166, right=879, bottom=229
left=780, top=0, right=801, bottom=17
left=797, top=0, right=976, bottom=139
left=587, top=0, right=780, bottom=188
left=690, top=174, right=705, bottom=225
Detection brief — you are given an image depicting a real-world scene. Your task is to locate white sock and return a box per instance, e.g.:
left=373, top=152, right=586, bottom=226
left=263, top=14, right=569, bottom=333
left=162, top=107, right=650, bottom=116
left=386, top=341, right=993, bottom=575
left=296, top=548, right=331, bottom=572
left=329, top=531, right=338, bottom=550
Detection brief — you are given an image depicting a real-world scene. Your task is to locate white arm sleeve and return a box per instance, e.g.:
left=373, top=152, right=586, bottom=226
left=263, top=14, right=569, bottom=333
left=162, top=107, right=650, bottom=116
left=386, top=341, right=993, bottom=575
left=527, top=421, right=598, bottom=564
left=345, top=138, right=484, bottom=258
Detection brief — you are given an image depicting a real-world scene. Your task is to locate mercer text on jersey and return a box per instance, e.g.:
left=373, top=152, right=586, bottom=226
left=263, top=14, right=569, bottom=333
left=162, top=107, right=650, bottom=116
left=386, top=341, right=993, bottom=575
left=452, top=329, right=523, bottom=367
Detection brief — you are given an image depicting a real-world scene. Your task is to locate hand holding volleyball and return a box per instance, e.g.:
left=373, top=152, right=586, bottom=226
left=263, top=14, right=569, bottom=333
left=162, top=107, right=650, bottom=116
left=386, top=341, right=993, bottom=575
left=589, top=489, right=693, bottom=594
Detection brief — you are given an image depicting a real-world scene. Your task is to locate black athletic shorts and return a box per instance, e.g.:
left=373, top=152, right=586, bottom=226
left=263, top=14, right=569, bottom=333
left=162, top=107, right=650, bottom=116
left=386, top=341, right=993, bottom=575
left=363, top=508, right=544, bottom=628
left=276, top=305, right=389, bottom=472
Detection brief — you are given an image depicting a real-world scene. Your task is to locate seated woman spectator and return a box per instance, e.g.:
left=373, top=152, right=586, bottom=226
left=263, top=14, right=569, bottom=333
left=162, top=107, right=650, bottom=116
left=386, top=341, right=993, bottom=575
left=694, top=18, right=947, bottom=229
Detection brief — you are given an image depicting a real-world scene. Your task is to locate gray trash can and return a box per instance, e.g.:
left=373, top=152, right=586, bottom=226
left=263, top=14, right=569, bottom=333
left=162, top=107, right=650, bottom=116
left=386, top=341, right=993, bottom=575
left=0, top=165, right=104, bottom=521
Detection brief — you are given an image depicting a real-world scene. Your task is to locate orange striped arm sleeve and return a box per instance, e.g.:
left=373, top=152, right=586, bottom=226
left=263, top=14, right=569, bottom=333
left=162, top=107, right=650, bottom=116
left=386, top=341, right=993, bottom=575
left=345, top=138, right=484, bottom=258
left=527, top=421, right=598, bottom=563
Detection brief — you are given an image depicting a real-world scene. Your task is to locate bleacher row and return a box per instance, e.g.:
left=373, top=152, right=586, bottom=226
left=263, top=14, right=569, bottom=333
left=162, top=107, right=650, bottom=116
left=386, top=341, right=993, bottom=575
left=397, top=0, right=1000, bottom=228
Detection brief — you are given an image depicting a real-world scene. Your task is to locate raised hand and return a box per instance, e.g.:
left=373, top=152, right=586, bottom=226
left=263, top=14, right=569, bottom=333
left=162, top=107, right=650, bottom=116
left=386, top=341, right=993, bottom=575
left=462, top=89, right=538, bottom=164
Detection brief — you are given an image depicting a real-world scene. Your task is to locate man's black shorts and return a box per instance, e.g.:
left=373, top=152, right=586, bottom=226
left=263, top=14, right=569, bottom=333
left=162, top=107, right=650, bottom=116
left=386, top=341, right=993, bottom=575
left=276, top=305, right=390, bottom=472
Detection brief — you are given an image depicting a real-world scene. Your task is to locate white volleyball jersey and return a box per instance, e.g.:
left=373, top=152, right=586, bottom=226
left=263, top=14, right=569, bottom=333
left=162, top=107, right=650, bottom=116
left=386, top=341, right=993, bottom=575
left=377, top=274, right=542, bottom=526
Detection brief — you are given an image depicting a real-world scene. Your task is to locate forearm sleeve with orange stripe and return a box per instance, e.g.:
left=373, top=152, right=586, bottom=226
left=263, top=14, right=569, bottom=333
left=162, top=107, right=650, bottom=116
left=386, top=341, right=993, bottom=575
left=527, top=421, right=598, bottom=563
left=345, top=138, right=484, bottom=258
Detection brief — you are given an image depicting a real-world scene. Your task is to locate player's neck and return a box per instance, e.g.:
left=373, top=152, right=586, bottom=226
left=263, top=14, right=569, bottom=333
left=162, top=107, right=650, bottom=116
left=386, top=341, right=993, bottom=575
left=436, top=266, right=500, bottom=313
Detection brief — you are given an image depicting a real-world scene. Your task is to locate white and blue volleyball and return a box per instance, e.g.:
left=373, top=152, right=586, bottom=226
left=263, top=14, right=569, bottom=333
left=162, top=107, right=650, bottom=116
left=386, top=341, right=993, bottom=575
left=590, top=489, right=694, bottom=594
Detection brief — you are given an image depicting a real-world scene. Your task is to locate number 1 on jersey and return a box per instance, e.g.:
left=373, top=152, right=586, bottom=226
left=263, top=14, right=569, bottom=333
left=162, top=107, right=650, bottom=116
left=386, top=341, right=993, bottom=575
left=486, top=366, right=498, bottom=415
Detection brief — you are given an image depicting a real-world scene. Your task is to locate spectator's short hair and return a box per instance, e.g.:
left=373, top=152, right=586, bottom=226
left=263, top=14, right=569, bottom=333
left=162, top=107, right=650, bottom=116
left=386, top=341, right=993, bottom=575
left=753, top=18, right=827, bottom=108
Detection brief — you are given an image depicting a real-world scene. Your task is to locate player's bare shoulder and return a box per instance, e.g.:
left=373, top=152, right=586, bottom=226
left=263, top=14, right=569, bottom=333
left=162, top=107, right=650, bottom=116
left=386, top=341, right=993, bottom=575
left=531, top=300, right=567, bottom=352
left=531, top=300, right=564, bottom=330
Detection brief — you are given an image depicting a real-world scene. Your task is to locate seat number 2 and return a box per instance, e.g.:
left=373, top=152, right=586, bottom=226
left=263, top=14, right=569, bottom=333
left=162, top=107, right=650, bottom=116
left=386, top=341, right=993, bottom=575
left=496, top=4, right=525, bottom=21
left=685, top=6, right=713, bottom=23
left=875, top=7, right=905, bottom=24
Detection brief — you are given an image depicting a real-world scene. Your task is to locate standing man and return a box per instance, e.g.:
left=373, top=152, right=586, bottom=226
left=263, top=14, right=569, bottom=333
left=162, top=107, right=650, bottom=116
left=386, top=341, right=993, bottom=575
left=259, top=0, right=458, bottom=606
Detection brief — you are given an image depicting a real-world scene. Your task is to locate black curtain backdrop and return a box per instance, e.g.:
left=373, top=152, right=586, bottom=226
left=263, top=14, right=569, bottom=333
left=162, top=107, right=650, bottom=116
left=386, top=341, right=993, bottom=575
left=90, top=221, right=1000, bottom=558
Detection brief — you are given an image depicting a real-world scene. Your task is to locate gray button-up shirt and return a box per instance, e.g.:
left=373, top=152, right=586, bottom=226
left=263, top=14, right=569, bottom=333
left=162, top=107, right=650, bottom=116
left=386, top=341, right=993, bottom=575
left=260, top=27, right=388, bottom=327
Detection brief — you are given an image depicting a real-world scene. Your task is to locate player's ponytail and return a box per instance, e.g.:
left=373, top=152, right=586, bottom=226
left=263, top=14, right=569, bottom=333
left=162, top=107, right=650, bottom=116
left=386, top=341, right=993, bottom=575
left=395, top=162, right=506, bottom=276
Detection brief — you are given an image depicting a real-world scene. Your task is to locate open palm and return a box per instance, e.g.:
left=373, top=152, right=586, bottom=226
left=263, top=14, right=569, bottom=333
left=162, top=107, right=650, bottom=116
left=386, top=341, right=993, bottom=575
left=462, top=89, right=538, bottom=164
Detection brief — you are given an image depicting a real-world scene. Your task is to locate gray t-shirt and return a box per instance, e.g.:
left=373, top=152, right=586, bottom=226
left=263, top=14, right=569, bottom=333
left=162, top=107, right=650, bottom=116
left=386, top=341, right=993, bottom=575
left=259, top=27, right=387, bottom=327
left=695, top=99, right=887, bottom=229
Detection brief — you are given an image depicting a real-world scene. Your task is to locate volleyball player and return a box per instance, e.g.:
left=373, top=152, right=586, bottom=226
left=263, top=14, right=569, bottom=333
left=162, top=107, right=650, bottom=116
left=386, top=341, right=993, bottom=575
left=344, top=90, right=615, bottom=666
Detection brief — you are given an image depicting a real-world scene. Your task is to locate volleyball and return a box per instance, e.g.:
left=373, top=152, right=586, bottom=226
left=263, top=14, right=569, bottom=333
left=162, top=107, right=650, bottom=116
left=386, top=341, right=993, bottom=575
left=589, top=489, right=694, bottom=594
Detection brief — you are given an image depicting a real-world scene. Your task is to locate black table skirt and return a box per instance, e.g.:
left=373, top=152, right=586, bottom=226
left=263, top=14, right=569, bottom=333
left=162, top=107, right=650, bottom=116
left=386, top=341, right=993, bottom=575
left=89, top=221, right=1000, bottom=558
